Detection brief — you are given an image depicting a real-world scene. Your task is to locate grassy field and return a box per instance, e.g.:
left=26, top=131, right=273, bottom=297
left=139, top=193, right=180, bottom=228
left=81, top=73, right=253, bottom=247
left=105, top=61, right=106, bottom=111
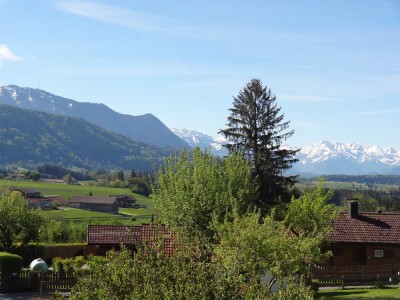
left=0, top=179, right=155, bottom=224
left=316, top=287, right=400, bottom=299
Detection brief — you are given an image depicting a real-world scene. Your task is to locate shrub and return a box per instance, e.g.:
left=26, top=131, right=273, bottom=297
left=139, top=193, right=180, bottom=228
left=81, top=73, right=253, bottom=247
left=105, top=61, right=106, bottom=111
left=0, top=252, right=23, bottom=272
left=310, top=279, right=319, bottom=293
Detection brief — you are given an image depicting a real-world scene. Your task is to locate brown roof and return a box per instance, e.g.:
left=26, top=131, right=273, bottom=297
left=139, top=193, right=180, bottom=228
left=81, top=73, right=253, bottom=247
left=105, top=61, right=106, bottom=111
left=87, top=225, right=141, bottom=244
left=87, top=224, right=177, bottom=256
left=69, top=196, right=117, bottom=204
left=330, top=211, right=400, bottom=244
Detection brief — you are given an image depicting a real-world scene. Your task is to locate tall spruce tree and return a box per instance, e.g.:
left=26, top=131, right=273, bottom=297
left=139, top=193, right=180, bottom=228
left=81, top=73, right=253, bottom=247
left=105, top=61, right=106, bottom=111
left=220, top=78, right=299, bottom=210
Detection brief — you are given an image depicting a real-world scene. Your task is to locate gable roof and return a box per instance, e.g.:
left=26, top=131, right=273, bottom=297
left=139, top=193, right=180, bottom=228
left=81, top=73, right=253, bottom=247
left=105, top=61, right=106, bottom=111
left=87, top=225, right=141, bottom=244
left=87, top=224, right=177, bottom=256
left=330, top=211, right=400, bottom=244
left=69, top=196, right=117, bottom=204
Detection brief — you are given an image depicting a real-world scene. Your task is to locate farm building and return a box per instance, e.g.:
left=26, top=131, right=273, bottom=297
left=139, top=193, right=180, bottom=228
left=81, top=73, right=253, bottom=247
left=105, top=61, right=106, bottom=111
left=12, top=187, right=42, bottom=198
left=69, top=196, right=119, bottom=213
left=327, top=201, right=400, bottom=266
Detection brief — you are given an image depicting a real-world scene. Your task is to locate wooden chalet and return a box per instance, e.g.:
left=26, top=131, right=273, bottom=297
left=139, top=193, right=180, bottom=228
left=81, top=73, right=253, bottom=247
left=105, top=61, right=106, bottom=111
left=69, top=196, right=119, bottom=213
left=327, top=201, right=400, bottom=266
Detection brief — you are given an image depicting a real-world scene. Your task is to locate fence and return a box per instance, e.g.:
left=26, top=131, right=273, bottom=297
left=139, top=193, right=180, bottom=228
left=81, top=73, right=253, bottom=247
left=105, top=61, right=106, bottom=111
left=0, top=270, right=76, bottom=293
left=312, top=264, right=400, bottom=287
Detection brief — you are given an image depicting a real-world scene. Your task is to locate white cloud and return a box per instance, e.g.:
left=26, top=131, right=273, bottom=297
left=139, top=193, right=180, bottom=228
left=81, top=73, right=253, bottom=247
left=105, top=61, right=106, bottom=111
left=0, top=44, right=23, bottom=67
left=356, top=108, right=400, bottom=116
left=57, top=1, right=213, bottom=38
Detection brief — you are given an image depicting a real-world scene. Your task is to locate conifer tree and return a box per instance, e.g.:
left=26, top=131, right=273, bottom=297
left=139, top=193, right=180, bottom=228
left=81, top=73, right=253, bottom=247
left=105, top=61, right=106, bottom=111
left=220, top=78, right=299, bottom=210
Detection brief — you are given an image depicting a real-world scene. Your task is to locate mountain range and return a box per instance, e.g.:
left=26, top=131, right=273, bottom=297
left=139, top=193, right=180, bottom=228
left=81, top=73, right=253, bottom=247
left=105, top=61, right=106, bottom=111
left=170, top=128, right=228, bottom=156
left=2, top=84, right=399, bottom=175
left=0, top=104, right=172, bottom=170
left=0, top=85, right=188, bottom=149
left=171, top=130, right=400, bottom=175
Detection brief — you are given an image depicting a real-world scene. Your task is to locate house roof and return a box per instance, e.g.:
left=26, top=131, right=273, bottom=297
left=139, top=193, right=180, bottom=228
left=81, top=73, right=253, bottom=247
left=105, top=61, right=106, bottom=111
left=330, top=211, right=400, bottom=244
left=87, top=224, right=177, bottom=256
left=69, top=196, right=118, bottom=204
left=87, top=225, right=142, bottom=244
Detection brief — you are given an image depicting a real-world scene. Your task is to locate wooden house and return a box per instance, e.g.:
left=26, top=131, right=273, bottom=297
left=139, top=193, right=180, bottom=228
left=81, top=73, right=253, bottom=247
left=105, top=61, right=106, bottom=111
left=327, top=201, right=400, bottom=266
left=69, top=196, right=119, bottom=213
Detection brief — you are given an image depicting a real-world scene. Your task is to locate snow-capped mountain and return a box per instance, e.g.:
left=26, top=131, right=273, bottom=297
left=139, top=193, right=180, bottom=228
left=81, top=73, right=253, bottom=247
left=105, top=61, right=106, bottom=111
left=171, top=128, right=228, bottom=156
left=172, top=130, right=400, bottom=175
left=0, top=85, right=188, bottom=149
left=294, top=141, right=400, bottom=175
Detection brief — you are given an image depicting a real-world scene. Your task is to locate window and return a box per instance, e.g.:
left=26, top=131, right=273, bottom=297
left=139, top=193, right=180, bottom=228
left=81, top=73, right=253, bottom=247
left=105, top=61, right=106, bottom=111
left=374, top=250, right=384, bottom=258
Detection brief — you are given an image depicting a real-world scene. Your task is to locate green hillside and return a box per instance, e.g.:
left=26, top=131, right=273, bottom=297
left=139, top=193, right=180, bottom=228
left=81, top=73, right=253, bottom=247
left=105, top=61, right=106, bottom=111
left=0, top=104, right=173, bottom=170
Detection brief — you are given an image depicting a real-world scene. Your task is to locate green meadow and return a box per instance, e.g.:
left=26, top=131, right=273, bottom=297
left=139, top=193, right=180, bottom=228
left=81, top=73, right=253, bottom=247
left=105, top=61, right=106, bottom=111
left=0, top=179, right=155, bottom=223
left=316, top=288, right=400, bottom=299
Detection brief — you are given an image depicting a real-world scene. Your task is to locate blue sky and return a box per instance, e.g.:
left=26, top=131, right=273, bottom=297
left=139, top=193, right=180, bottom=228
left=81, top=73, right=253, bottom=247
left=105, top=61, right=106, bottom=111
left=0, top=0, right=399, bottom=148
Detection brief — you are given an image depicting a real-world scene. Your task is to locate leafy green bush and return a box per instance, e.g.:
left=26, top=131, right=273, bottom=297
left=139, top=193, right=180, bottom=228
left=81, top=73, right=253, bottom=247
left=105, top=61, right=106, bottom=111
left=0, top=252, right=23, bottom=272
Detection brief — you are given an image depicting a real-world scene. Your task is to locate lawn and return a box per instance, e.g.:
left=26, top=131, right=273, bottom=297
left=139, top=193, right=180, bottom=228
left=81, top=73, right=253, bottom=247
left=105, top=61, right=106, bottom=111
left=0, top=179, right=155, bottom=223
left=316, top=287, right=400, bottom=299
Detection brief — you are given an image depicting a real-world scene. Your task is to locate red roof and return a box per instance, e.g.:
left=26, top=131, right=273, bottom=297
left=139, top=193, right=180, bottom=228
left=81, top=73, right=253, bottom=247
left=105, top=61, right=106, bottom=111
left=87, top=224, right=177, bottom=256
left=330, top=211, right=400, bottom=244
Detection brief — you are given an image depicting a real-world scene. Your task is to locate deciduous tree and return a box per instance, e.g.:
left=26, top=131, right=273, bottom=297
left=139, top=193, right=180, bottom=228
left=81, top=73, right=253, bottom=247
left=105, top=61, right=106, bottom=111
left=0, top=194, right=44, bottom=252
left=153, top=148, right=257, bottom=239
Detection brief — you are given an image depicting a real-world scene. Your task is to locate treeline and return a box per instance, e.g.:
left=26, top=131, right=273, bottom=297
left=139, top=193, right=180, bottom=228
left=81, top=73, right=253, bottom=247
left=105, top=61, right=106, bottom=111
left=37, top=164, right=92, bottom=181
left=328, top=188, right=400, bottom=211
left=303, top=174, right=400, bottom=185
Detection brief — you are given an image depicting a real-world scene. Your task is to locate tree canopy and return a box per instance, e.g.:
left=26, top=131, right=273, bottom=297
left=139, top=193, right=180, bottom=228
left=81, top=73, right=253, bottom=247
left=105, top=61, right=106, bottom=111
left=220, top=79, right=299, bottom=210
left=0, top=193, right=44, bottom=252
left=153, top=148, right=257, bottom=239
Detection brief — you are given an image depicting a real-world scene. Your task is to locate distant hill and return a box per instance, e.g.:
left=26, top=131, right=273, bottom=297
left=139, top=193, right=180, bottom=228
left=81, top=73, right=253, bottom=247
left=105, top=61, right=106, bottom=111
left=0, top=104, right=173, bottom=170
left=0, top=85, right=189, bottom=149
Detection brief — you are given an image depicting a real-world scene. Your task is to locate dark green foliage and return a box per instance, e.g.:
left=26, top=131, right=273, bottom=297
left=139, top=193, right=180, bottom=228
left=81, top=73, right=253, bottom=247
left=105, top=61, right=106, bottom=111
left=130, top=177, right=150, bottom=196
left=220, top=79, right=299, bottom=211
left=0, top=85, right=188, bottom=149
left=308, top=174, right=400, bottom=185
left=0, top=252, right=23, bottom=272
left=0, top=104, right=173, bottom=171
left=14, top=244, right=44, bottom=266
left=37, top=164, right=92, bottom=180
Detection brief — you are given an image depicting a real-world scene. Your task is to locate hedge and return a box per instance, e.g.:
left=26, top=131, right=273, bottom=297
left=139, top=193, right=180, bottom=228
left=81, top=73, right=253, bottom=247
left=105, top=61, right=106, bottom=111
left=0, top=252, right=23, bottom=272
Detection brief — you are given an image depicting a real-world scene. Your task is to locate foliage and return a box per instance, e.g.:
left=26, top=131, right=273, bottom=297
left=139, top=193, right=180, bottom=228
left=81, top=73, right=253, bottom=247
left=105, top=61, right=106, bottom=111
left=130, top=177, right=150, bottom=196
left=153, top=148, right=257, bottom=239
left=39, top=220, right=87, bottom=243
left=72, top=240, right=314, bottom=300
left=214, top=212, right=323, bottom=289
left=52, top=256, right=85, bottom=273
left=0, top=252, right=23, bottom=272
left=285, top=181, right=337, bottom=238
left=0, top=193, right=44, bottom=252
left=344, top=192, right=379, bottom=211
left=220, top=78, right=299, bottom=210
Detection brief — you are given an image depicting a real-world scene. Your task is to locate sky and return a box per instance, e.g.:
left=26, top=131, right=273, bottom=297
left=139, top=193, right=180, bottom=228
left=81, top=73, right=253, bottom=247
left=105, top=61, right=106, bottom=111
left=0, top=0, right=400, bottom=148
